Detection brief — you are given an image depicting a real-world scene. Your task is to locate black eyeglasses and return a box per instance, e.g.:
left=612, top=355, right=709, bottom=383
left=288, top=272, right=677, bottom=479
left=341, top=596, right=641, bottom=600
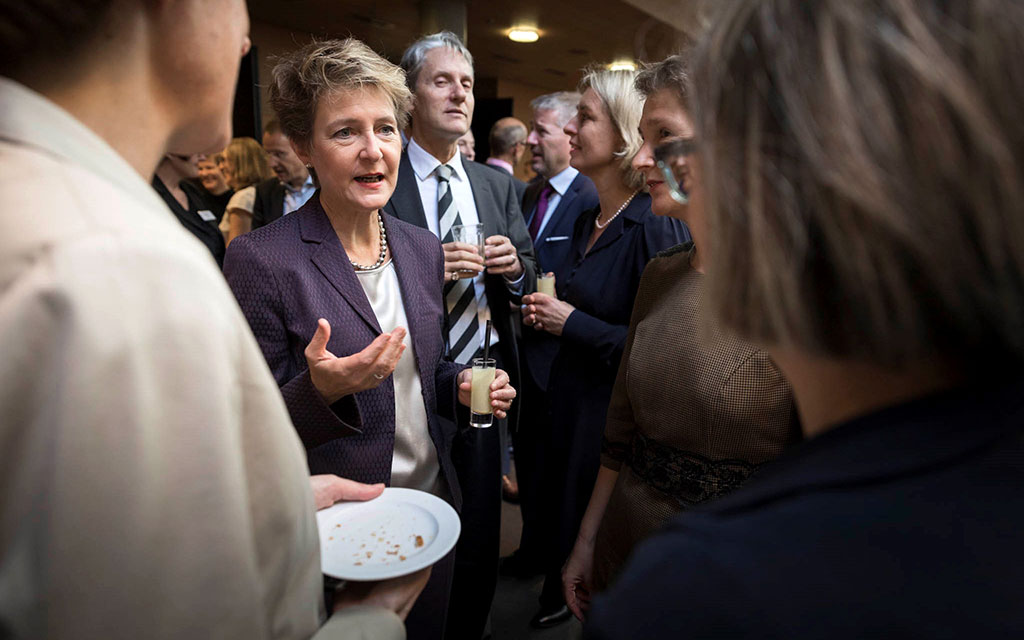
left=653, top=137, right=696, bottom=205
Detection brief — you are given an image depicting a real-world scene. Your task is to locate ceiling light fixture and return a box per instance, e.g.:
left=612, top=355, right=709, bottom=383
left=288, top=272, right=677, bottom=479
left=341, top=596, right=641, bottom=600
left=508, top=27, right=540, bottom=43
left=607, top=60, right=637, bottom=72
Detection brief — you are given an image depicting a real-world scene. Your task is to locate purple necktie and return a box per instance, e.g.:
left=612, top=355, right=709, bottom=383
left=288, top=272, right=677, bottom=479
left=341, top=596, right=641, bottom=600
left=529, top=183, right=555, bottom=241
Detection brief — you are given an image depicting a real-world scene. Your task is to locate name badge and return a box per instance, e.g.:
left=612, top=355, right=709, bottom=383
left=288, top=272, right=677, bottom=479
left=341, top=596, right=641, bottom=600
left=197, top=209, right=216, bottom=222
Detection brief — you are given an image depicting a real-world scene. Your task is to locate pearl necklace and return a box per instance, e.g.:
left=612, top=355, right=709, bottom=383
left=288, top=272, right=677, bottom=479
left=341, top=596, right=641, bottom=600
left=594, top=190, right=639, bottom=230
left=350, top=211, right=389, bottom=270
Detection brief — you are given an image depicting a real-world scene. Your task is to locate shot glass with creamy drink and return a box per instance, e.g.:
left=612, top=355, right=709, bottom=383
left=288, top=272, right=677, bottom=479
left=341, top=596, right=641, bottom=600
left=536, top=273, right=556, bottom=297
left=470, top=357, right=496, bottom=428
left=452, top=223, right=484, bottom=275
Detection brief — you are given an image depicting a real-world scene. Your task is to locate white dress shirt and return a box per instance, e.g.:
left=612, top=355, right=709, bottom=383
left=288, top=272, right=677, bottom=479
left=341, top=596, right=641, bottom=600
left=0, top=77, right=403, bottom=640
left=355, top=259, right=442, bottom=495
left=284, top=174, right=316, bottom=215
left=407, top=137, right=499, bottom=349
left=532, top=165, right=579, bottom=238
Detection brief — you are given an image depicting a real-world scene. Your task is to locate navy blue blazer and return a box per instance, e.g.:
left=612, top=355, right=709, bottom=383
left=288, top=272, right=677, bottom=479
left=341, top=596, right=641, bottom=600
left=587, top=381, right=1024, bottom=638
left=519, top=172, right=600, bottom=390
left=223, top=194, right=465, bottom=508
left=383, top=150, right=539, bottom=429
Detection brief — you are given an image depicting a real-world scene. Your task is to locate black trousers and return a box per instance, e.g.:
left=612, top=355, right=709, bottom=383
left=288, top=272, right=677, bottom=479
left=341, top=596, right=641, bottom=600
left=511, top=361, right=550, bottom=568
left=444, top=352, right=505, bottom=640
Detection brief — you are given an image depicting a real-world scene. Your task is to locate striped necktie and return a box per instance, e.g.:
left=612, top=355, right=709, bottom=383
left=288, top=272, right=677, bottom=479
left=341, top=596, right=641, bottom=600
left=436, top=164, right=482, bottom=364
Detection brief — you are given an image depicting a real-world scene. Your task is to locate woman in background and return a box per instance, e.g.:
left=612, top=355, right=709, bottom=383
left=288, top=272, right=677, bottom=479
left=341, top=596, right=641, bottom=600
left=519, top=67, right=689, bottom=628
left=220, top=136, right=273, bottom=244
left=561, top=56, right=800, bottom=620
left=196, top=152, right=233, bottom=217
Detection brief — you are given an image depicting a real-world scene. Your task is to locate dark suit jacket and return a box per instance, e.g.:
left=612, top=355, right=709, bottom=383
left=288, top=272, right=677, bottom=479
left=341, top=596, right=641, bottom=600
left=521, top=172, right=599, bottom=275
left=383, top=150, right=538, bottom=429
left=251, top=177, right=286, bottom=231
left=587, top=380, right=1024, bottom=639
left=482, top=160, right=527, bottom=201
left=223, top=194, right=465, bottom=508
left=519, top=173, right=600, bottom=390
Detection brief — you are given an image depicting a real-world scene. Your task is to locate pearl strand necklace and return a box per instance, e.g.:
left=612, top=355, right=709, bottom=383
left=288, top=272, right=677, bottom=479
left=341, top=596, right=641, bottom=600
left=594, top=190, right=640, bottom=230
left=350, top=211, right=389, bottom=270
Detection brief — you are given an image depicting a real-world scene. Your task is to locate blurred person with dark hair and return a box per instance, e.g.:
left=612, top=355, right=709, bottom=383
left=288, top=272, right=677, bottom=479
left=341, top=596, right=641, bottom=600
left=153, top=152, right=227, bottom=266
left=251, top=118, right=316, bottom=230
left=485, top=116, right=528, bottom=199
left=0, top=1, right=431, bottom=638
left=457, top=129, right=476, bottom=161
left=196, top=151, right=233, bottom=215
left=561, top=56, right=800, bottom=621
left=226, top=38, right=515, bottom=640
left=387, top=31, right=538, bottom=639
left=587, top=1, right=1024, bottom=638
left=520, top=68, right=689, bottom=629
left=502, top=90, right=599, bottom=579
left=221, top=135, right=274, bottom=244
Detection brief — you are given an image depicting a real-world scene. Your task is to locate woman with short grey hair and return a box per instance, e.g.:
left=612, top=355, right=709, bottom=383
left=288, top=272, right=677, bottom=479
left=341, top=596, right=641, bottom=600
left=225, top=38, right=515, bottom=640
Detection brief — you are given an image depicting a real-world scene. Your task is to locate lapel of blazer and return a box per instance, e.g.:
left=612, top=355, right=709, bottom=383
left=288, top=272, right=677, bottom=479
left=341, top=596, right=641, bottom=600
left=463, top=160, right=499, bottom=237
left=301, top=199, right=382, bottom=334
left=536, top=176, right=582, bottom=245
left=522, top=180, right=541, bottom=226
left=386, top=218, right=438, bottom=398
left=384, top=152, right=428, bottom=229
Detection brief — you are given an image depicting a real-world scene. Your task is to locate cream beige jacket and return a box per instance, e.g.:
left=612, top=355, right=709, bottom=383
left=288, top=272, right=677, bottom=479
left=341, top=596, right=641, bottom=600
left=0, top=77, right=402, bottom=640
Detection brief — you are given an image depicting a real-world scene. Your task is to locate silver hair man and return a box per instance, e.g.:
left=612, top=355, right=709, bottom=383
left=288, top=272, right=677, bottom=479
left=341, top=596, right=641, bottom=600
left=399, top=31, right=474, bottom=89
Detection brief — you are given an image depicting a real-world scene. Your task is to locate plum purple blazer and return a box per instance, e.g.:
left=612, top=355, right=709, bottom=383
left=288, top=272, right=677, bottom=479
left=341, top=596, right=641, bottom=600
left=224, top=194, right=465, bottom=509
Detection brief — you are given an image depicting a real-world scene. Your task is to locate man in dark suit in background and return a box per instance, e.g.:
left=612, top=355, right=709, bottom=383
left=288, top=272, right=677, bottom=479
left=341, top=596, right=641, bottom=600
left=251, top=119, right=315, bottom=230
left=504, top=90, right=600, bottom=629
left=384, top=31, right=538, bottom=640
left=484, top=117, right=528, bottom=201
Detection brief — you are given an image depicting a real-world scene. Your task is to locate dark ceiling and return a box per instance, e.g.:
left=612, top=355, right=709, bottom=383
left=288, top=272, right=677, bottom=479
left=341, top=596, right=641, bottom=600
left=248, top=0, right=691, bottom=92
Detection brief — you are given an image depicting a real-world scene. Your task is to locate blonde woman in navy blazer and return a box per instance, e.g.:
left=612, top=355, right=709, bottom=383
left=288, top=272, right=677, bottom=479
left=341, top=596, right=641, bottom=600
left=224, top=39, right=515, bottom=640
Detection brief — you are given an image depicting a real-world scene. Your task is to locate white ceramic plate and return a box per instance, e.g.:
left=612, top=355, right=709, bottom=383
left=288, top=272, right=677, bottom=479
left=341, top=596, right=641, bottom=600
left=316, top=487, right=460, bottom=581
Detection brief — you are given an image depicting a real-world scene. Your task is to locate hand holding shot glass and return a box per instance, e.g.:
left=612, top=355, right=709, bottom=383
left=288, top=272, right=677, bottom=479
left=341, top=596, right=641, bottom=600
left=456, top=320, right=516, bottom=427
left=536, top=272, right=556, bottom=297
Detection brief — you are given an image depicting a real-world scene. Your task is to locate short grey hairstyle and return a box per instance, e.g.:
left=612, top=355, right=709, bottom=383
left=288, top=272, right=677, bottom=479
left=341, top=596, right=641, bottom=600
left=530, top=92, right=581, bottom=128
left=399, top=31, right=474, bottom=90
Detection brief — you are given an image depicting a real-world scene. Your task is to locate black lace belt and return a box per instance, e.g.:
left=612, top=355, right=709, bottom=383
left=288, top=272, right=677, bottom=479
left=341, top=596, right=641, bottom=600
left=627, top=433, right=760, bottom=508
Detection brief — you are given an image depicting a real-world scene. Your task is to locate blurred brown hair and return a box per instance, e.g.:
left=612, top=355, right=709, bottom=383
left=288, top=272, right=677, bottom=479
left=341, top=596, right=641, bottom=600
left=691, top=0, right=1024, bottom=366
left=223, top=137, right=273, bottom=189
left=635, top=55, right=689, bottom=104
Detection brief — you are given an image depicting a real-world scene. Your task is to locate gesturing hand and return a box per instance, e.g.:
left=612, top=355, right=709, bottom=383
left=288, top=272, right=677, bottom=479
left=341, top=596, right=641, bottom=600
left=456, top=368, right=516, bottom=418
left=521, top=293, right=574, bottom=336
left=305, top=318, right=406, bottom=404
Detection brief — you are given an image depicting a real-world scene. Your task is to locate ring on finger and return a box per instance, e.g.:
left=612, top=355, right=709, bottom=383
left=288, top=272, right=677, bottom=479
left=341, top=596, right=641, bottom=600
left=451, top=271, right=459, bottom=281
left=373, top=373, right=385, bottom=380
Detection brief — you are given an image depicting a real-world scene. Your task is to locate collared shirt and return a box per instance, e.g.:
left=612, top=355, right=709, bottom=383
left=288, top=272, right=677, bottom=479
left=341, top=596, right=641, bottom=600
left=408, top=137, right=501, bottom=348
left=485, top=157, right=515, bottom=175
left=283, top=174, right=316, bottom=215
left=532, top=165, right=579, bottom=238
left=0, top=77, right=402, bottom=640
